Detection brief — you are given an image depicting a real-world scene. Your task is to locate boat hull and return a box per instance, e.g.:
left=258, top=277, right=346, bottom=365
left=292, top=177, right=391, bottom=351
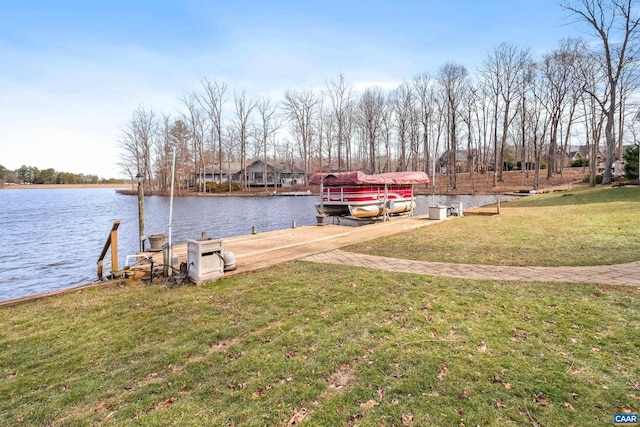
left=348, top=200, right=416, bottom=218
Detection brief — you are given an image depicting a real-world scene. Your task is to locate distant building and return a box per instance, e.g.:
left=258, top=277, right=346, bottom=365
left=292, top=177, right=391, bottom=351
left=194, top=160, right=306, bottom=188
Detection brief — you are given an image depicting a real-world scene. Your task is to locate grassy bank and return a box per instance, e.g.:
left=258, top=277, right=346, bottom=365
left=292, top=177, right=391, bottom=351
left=349, top=185, right=640, bottom=266
left=1, top=186, right=638, bottom=426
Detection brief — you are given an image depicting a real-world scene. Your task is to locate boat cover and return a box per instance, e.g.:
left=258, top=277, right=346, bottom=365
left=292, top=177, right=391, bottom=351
left=309, top=171, right=430, bottom=186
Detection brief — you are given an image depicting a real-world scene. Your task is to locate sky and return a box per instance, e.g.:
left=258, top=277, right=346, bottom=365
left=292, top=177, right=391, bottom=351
left=0, top=0, right=584, bottom=179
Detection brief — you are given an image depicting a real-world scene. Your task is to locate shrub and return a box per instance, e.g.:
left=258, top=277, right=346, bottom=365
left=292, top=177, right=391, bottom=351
left=572, top=158, right=589, bottom=167
left=205, top=181, right=243, bottom=193
left=623, top=145, right=639, bottom=179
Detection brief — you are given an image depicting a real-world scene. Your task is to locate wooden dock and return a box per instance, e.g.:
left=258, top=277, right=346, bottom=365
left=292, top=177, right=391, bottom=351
left=147, top=213, right=444, bottom=277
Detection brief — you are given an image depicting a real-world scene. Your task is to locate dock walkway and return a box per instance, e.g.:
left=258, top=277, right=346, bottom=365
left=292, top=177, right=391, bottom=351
left=166, top=212, right=639, bottom=287
left=167, top=214, right=439, bottom=277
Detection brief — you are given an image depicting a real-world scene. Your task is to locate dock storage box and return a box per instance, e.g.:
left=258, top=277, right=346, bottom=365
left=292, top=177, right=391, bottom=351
left=187, top=238, right=224, bottom=283
left=428, top=206, right=448, bottom=220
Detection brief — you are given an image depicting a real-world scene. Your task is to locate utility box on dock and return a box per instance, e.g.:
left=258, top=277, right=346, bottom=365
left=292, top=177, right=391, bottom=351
left=428, top=206, right=448, bottom=220
left=187, top=238, right=224, bottom=284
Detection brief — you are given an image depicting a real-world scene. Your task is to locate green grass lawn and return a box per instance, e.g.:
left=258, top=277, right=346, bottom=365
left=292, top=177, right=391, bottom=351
left=1, top=185, right=638, bottom=426
left=348, top=185, right=640, bottom=266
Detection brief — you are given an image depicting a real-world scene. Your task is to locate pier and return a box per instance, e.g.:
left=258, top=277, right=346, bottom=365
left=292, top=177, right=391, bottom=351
left=151, top=213, right=441, bottom=277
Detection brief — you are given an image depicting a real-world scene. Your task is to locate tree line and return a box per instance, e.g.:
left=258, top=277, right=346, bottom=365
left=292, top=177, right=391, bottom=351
left=0, top=164, right=119, bottom=185
left=119, top=0, right=640, bottom=192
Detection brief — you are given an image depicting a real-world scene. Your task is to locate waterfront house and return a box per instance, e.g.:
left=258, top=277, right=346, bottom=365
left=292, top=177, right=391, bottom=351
left=194, top=160, right=306, bottom=188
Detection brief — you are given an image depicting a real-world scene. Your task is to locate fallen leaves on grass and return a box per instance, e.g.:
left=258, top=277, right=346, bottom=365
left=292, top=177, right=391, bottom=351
left=359, top=399, right=378, bottom=409
left=534, top=392, right=549, bottom=406
left=147, top=397, right=176, bottom=414
left=437, top=364, right=448, bottom=380
left=287, top=407, right=308, bottom=426
left=401, top=413, right=414, bottom=426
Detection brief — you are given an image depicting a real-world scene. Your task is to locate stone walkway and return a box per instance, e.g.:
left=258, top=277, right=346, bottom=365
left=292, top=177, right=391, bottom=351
left=302, top=249, right=640, bottom=286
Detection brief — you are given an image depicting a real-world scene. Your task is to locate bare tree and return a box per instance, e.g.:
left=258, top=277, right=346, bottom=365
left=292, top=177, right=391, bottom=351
left=538, top=38, right=583, bottom=179
left=169, top=119, right=191, bottom=192
left=282, top=88, right=320, bottom=185
left=437, top=63, right=469, bottom=189
left=473, top=82, right=493, bottom=177
left=380, top=101, right=393, bottom=172
left=200, top=79, right=228, bottom=184
left=483, top=43, right=531, bottom=183
left=414, top=73, right=437, bottom=175
left=390, top=82, right=415, bottom=171
left=325, top=73, right=353, bottom=171
left=256, top=97, right=281, bottom=190
left=527, top=66, right=552, bottom=190
left=320, top=109, right=336, bottom=171
left=118, top=106, right=157, bottom=188
left=358, top=87, right=386, bottom=172
left=181, top=93, right=207, bottom=191
left=478, top=54, right=501, bottom=186
left=155, top=114, right=174, bottom=192
left=579, top=51, right=607, bottom=186
left=462, top=84, right=480, bottom=191
left=232, top=90, right=256, bottom=189
left=563, top=0, right=640, bottom=183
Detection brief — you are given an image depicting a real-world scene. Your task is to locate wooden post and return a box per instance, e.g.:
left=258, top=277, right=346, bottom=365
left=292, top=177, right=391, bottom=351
left=110, top=226, right=119, bottom=278
left=97, top=221, right=121, bottom=280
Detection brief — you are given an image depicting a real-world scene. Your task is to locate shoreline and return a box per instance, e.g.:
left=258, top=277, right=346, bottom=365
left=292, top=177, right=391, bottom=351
left=0, top=183, right=129, bottom=190
left=1, top=170, right=589, bottom=194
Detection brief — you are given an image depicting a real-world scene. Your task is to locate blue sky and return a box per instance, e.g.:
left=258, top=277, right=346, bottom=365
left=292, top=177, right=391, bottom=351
left=1, top=0, right=580, bottom=179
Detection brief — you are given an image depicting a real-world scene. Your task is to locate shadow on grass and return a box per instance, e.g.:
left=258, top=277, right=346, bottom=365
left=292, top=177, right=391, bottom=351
left=463, top=211, right=500, bottom=216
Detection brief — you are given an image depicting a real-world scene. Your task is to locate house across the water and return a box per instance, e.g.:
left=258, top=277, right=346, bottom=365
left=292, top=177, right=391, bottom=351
left=194, top=160, right=306, bottom=188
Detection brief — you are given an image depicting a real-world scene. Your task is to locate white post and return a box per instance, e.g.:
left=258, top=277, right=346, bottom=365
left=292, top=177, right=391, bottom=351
left=167, top=148, right=176, bottom=276
left=136, top=173, right=145, bottom=252
left=383, top=184, right=389, bottom=221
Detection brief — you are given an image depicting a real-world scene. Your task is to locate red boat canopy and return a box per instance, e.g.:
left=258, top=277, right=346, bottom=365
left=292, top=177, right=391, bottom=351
left=309, top=171, right=430, bottom=186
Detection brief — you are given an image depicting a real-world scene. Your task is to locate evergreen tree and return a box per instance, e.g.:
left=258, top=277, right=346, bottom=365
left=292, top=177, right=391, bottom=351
left=623, top=145, right=639, bottom=179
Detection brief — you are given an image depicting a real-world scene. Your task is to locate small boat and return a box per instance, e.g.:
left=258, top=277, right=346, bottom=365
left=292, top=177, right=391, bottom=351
left=309, top=171, right=430, bottom=219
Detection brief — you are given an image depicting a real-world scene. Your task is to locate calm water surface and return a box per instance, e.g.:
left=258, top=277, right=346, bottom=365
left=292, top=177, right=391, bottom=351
left=0, top=188, right=504, bottom=302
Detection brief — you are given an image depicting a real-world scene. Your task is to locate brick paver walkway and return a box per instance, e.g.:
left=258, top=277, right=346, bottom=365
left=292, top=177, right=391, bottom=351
left=303, top=249, right=640, bottom=286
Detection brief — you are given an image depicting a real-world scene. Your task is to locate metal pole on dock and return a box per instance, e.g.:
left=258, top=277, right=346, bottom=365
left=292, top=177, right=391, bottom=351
left=136, top=173, right=145, bottom=252
left=165, top=148, right=176, bottom=277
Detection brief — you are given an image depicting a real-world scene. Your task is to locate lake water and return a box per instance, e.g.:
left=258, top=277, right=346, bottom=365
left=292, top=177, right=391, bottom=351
left=0, top=188, right=504, bottom=302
